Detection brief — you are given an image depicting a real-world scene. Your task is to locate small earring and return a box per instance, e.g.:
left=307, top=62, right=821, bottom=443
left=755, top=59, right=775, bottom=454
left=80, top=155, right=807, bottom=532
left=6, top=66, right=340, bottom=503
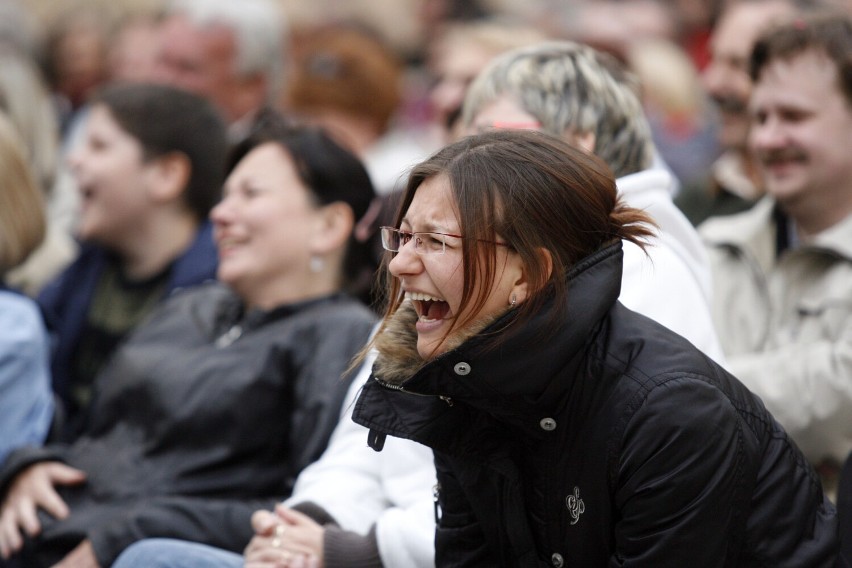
left=509, top=293, right=517, bottom=307
left=309, top=256, right=324, bottom=273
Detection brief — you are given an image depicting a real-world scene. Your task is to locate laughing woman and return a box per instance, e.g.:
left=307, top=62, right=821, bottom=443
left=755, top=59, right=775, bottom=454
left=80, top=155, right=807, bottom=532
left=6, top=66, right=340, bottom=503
left=352, top=129, right=839, bottom=567
left=0, top=117, right=377, bottom=567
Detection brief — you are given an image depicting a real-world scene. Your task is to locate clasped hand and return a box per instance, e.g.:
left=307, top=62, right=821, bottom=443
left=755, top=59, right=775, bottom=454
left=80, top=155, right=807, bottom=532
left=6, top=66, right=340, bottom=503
left=244, top=504, right=324, bottom=568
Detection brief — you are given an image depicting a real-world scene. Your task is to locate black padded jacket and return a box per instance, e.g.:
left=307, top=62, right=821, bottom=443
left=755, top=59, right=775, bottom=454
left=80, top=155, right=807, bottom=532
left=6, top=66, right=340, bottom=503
left=353, top=243, right=839, bottom=567
left=1, top=283, right=375, bottom=567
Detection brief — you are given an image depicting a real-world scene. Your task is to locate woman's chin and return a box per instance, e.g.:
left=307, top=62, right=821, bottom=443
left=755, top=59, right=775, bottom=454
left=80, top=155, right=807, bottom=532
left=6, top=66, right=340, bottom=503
left=416, top=333, right=450, bottom=361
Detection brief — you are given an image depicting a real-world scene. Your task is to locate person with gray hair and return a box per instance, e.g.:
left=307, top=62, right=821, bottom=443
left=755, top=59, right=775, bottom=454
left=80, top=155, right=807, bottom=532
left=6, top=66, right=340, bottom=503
left=155, top=0, right=286, bottom=141
left=462, top=40, right=726, bottom=363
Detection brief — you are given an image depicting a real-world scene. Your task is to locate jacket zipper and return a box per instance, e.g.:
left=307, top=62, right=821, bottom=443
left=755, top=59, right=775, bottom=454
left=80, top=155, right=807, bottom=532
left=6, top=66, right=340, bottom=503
left=374, top=377, right=454, bottom=406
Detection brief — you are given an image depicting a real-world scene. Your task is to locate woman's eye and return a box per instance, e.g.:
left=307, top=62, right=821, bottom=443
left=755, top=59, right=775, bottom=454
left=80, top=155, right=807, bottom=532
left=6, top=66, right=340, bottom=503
left=399, top=231, right=413, bottom=245
left=421, top=234, right=443, bottom=250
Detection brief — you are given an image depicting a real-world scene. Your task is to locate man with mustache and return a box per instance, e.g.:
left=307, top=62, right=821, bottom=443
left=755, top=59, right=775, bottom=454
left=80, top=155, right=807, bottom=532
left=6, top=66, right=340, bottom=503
left=676, top=0, right=801, bottom=225
left=700, top=13, right=852, bottom=503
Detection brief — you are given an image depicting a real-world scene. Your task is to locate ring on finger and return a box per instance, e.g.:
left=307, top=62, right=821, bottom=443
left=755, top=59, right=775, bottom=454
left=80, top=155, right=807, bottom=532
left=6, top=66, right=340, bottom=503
left=272, top=524, right=286, bottom=548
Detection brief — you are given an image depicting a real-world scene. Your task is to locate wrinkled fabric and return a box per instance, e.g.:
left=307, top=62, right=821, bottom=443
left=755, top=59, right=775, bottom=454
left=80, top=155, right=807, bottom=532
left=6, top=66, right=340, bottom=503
left=616, top=168, right=726, bottom=365
left=701, top=198, right=852, bottom=470
left=1, top=284, right=375, bottom=567
left=37, top=222, right=219, bottom=431
left=0, top=288, right=53, bottom=465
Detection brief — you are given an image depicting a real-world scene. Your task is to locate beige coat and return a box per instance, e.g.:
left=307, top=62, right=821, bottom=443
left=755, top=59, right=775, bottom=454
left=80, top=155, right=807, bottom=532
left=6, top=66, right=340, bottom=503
left=700, top=197, right=852, bottom=476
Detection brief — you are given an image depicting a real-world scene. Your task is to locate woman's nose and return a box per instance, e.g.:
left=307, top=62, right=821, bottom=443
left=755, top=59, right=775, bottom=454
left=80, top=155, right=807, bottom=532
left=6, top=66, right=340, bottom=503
left=388, top=240, right=423, bottom=278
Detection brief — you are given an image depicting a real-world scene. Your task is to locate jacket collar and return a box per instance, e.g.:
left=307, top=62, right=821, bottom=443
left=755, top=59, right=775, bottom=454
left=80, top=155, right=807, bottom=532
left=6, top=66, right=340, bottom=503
left=370, top=242, right=624, bottom=415
left=808, top=209, right=852, bottom=260
left=616, top=168, right=675, bottom=202
left=701, top=196, right=852, bottom=265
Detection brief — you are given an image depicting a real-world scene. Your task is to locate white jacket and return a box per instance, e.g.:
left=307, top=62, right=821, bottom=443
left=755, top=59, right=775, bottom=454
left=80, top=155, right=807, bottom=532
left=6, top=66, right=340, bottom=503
left=285, top=353, right=436, bottom=567
left=701, top=198, right=852, bottom=469
left=617, top=168, right=726, bottom=365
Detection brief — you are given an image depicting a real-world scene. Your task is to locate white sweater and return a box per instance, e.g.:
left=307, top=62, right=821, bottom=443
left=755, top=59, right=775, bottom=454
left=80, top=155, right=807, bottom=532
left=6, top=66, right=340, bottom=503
left=617, top=168, right=726, bottom=365
left=285, top=353, right=436, bottom=567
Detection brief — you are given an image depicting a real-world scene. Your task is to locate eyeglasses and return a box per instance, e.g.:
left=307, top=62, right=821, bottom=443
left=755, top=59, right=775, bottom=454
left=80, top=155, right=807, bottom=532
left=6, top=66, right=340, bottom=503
left=474, top=121, right=542, bottom=134
left=380, top=226, right=508, bottom=255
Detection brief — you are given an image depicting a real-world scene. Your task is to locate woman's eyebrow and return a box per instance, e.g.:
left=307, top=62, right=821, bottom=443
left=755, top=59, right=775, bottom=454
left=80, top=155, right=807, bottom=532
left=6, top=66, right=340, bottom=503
left=400, top=217, right=455, bottom=233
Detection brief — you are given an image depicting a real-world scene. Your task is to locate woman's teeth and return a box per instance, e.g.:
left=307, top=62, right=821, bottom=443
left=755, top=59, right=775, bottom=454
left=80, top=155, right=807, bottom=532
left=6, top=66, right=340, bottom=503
left=405, top=291, right=443, bottom=302
left=405, top=292, right=448, bottom=322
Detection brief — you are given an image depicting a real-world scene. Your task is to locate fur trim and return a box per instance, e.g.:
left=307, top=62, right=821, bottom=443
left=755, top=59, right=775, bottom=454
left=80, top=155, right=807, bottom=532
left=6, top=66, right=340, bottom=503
left=372, top=301, right=424, bottom=384
left=372, top=299, right=507, bottom=385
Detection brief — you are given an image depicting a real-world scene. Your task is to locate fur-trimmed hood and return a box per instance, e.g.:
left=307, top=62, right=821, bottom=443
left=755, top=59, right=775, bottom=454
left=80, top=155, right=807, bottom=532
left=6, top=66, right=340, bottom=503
left=371, top=299, right=509, bottom=386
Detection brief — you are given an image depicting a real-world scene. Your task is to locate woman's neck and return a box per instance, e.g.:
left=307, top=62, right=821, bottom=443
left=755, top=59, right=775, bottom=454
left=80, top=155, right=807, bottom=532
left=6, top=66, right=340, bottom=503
left=241, top=271, right=342, bottom=312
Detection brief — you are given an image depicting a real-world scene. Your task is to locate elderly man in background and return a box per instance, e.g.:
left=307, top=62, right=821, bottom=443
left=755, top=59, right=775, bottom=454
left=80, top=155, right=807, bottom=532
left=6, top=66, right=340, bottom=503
left=155, top=0, right=286, bottom=142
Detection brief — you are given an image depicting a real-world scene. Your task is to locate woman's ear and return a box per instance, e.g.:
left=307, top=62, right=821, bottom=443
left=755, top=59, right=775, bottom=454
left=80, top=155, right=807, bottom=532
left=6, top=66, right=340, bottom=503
left=309, top=201, right=355, bottom=255
left=145, top=152, right=191, bottom=205
left=509, top=247, right=552, bottom=306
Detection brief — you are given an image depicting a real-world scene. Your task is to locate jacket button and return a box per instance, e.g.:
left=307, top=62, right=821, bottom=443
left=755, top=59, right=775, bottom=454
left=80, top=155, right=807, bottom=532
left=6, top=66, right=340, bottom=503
left=551, top=553, right=564, bottom=567
left=453, top=362, right=471, bottom=376
left=540, top=417, right=557, bottom=431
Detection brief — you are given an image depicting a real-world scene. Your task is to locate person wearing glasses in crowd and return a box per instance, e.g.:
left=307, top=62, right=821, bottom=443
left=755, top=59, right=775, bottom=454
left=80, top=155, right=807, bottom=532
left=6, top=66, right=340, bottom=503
left=0, top=116, right=377, bottom=568
left=350, top=129, right=839, bottom=566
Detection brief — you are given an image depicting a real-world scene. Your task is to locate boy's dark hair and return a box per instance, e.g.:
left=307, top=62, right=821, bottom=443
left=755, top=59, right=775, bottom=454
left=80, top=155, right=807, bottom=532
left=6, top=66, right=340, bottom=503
left=92, top=82, right=229, bottom=220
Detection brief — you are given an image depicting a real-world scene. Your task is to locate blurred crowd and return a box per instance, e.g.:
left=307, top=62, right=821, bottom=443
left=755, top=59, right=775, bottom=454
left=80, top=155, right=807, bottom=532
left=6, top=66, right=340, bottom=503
left=0, top=0, right=850, bottom=566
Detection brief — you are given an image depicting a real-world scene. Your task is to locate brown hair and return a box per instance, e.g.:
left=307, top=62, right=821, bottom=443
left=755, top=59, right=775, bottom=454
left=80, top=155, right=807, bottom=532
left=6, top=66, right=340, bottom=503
left=0, top=112, right=45, bottom=275
left=286, top=24, right=403, bottom=134
left=379, top=129, right=654, bottom=349
left=750, top=12, right=852, bottom=107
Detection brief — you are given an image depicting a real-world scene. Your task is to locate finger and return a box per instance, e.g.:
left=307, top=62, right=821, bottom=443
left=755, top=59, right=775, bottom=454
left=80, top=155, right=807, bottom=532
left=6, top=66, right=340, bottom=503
left=0, top=512, right=23, bottom=558
left=251, top=510, right=278, bottom=536
left=244, top=535, right=276, bottom=558
left=245, top=536, right=284, bottom=562
left=46, top=463, right=87, bottom=486
left=15, top=498, right=42, bottom=537
left=35, top=485, right=71, bottom=520
left=275, top=507, right=310, bottom=525
left=249, top=542, right=290, bottom=563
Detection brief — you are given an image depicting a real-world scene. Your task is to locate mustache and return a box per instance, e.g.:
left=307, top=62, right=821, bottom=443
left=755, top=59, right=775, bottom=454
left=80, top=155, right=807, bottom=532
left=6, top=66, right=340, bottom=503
left=759, top=148, right=808, bottom=164
left=710, top=94, right=748, bottom=115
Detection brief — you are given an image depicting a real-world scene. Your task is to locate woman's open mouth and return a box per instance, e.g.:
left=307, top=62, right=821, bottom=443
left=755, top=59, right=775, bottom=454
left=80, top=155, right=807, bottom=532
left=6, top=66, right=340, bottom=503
left=405, top=291, right=450, bottom=322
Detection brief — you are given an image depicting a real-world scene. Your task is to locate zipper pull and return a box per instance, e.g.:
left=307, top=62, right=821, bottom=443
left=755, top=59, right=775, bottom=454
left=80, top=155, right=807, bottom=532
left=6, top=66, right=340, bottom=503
left=433, top=483, right=442, bottom=524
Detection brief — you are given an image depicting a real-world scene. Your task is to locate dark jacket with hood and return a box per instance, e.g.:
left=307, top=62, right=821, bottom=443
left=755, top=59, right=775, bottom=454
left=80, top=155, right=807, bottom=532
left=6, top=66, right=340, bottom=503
left=37, top=221, right=219, bottom=437
left=1, top=282, right=375, bottom=567
left=353, top=243, right=839, bottom=567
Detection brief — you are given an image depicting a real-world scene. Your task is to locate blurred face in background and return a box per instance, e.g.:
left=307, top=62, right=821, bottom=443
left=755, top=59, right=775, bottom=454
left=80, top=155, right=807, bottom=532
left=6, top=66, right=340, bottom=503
left=749, top=49, right=852, bottom=230
left=211, top=142, right=320, bottom=307
left=701, top=1, right=795, bottom=152
left=428, top=36, right=498, bottom=139
left=154, top=14, right=245, bottom=122
left=68, top=104, right=153, bottom=246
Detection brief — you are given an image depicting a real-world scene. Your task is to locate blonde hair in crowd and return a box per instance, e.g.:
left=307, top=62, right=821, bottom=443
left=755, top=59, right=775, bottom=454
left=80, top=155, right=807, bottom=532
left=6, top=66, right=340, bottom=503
left=0, top=111, right=45, bottom=275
